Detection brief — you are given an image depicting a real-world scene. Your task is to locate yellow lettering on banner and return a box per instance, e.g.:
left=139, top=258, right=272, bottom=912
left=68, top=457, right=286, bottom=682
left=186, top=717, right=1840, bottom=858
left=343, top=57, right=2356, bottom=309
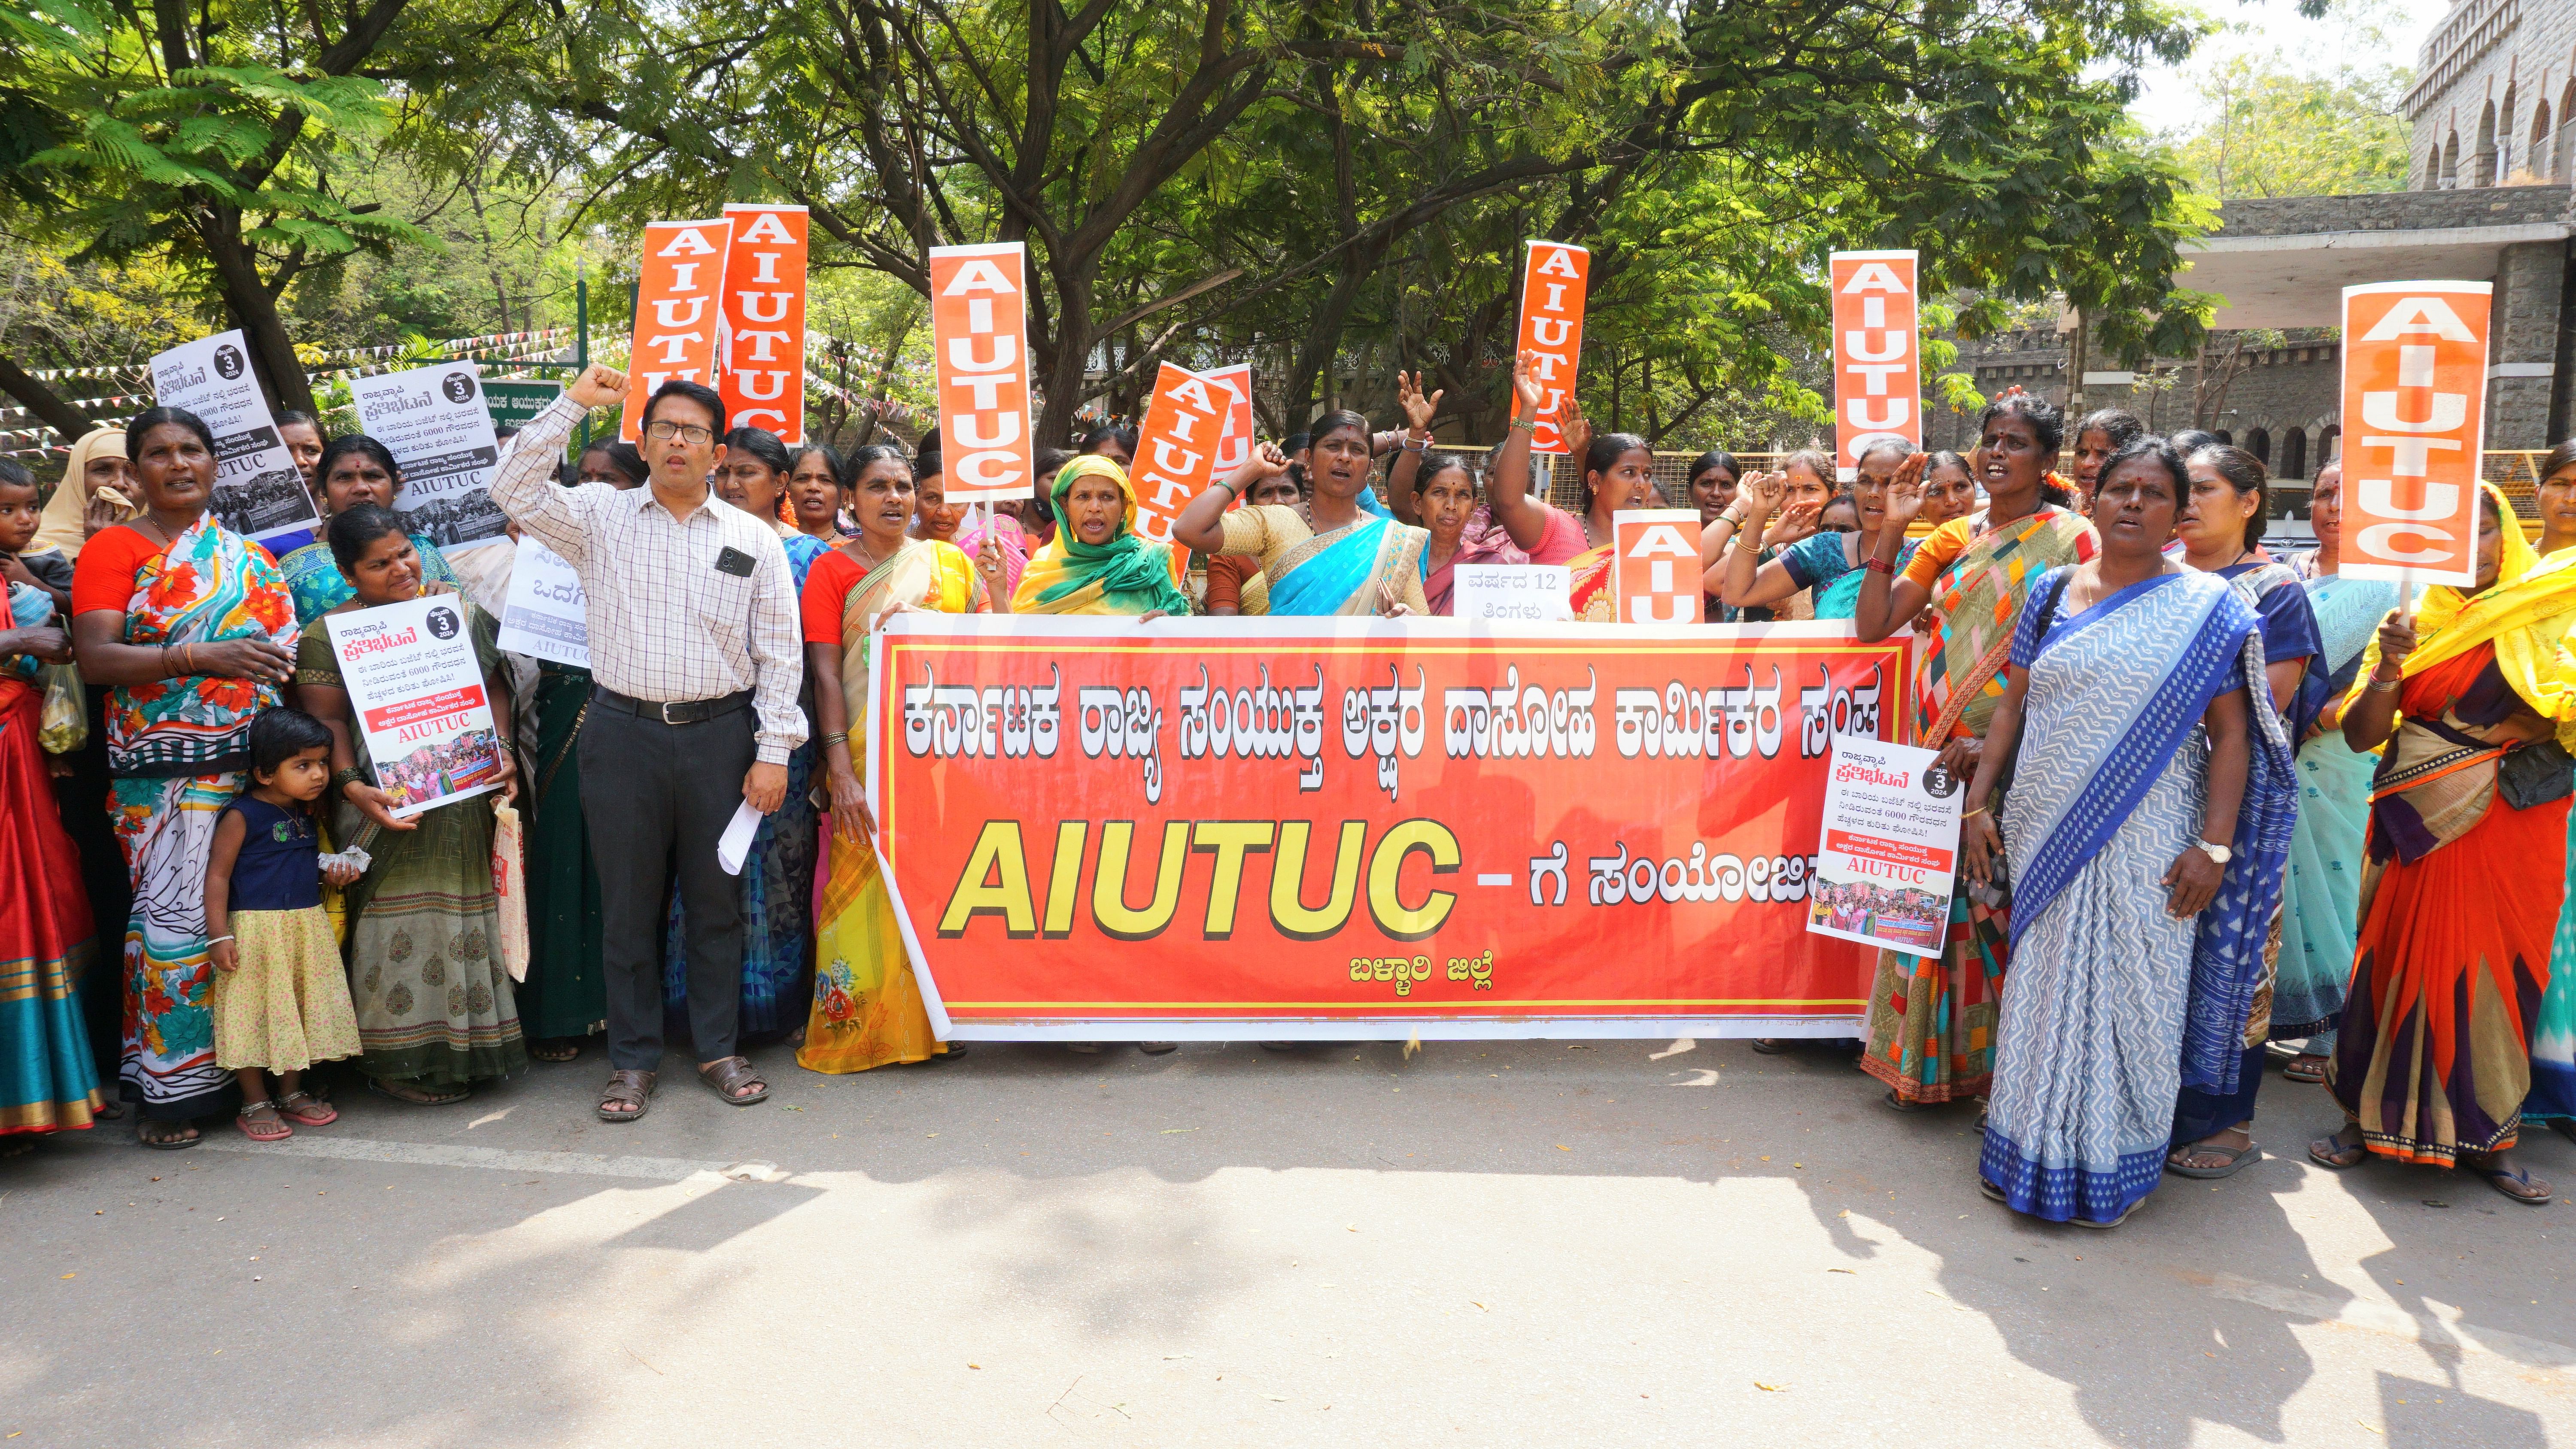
left=1270, top=820, right=1366, bottom=940
left=1042, top=821, right=1088, bottom=937
left=941, top=259, right=1020, bottom=296
left=938, top=822, right=1034, bottom=937
left=1839, top=262, right=1909, bottom=294
left=656, top=227, right=718, bottom=257
left=1190, top=822, right=1278, bottom=938
left=1094, top=821, right=1191, bottom=940
left=2359, top=297, right=2476, bottom=343
left=1366, top=818, right=1460, bottom=941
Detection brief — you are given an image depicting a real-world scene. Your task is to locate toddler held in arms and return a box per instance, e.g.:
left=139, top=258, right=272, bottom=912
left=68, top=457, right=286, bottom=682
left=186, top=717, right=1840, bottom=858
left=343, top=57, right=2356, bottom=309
left=203, top=709, right=365, bottom=1143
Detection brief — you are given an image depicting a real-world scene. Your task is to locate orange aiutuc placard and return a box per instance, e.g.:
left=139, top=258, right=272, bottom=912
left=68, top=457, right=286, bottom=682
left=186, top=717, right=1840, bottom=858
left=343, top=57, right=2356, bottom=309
left=719, top=203, right=809, bottom=443
left=2339, top=282, right=2494, bottom=586
left=1509, top=240, right=1590, bottom=455
left=865, top=615, right=1910, bottom=1040
left=1206, top=362, right=1255, bottom=478
left=623, top=218, right=735, bottom=442
left=1612, top=509, right=1705, bottom=624
left=929, top=242, right=1036, bottom=503
left=1830, top=250, right=1921, bottom=482
left=1132, top=362, right=1229, bottom=578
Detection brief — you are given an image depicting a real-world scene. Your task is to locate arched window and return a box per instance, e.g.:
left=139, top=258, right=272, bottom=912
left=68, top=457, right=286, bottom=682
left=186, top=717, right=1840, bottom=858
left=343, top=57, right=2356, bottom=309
left=2533, top=98, right=2552, bottom=168
left=2215, top=429, right=2235, bottom=446
left=2282, top=427, right=2308, bottom=479
left=2501, top=85, right=2519, bottom=178
left=2321, top=424, right=2342, bottom=465
left=2561, top=82, right=2576, bottom=180
left=2248, top=427, right=2272, bottom=465
left=2445, top=130, right=2463, bottom=188
left=2426, top=146, right=2444, bottom=188
left=2477, top=100, right=2498, bottom=186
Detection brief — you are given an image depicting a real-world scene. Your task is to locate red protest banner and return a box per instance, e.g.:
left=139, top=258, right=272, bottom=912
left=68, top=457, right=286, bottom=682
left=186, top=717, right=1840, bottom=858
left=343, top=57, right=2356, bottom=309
left=867, top=617, right=1909, bottom=1039
left=719, top=203, right=809, bottom=442
left=1613, top=509, right=1705, bottom=624
left=1830, top=250, right=1921, bottom=482
left=2340, top=281, right=2493, bottom=586
left=1131, top=362, right=1229, bottom=573
left=623, top=218, right=735, bottom=443
left=929, top=242, right=1036, bottom=502
left=1509, top=241, right=1590, bottom=455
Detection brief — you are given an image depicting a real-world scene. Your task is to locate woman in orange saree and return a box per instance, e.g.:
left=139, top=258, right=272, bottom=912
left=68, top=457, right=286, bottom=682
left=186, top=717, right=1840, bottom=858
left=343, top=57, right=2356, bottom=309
left=793, top=448, right=997, bottom=1073
left=2311, top=485, right=2576, bottom=1205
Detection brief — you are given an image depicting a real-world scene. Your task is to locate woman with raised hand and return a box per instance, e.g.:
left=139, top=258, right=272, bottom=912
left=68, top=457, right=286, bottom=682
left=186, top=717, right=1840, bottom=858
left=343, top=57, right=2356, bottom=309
left=294, top=503, right=526, bottom=1105
left=275, top=437, right=463, bottom=622
left=1847, top=393, right=2097, bottom=1114
left=70, top=408, right=301, bottom=1146
left=2312, top=485, right=2576, bottom=1203
left=1170, top=412, right=1429, bottom=618
left=655, top=427, right=830, bottom=1047
left=1467, top=350, right=1660, bottom=621
left=785, top=442, right=850, bottom=544
left=2264, top=461, right=2397, bottom=1093
left=1698, top=449, right=1836, bottom=623
left=2162, top=443, right=2323, bottom=1179
left=1716, top=438, right=1925, bottom=621
left=1202, top=467, right=1304, bottom=617
left=1376, top=370, right=1520, bottom=618
left=796, top=443, right=993, bottom=1075
left=1961, top=437, right=2294, bottom=1228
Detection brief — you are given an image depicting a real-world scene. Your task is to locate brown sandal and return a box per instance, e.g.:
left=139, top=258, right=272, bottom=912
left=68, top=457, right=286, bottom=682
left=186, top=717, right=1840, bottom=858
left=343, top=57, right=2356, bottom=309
left=698, top=1056, right=769, bottom=1106
left=597, top=1068, right=655, bottom=1123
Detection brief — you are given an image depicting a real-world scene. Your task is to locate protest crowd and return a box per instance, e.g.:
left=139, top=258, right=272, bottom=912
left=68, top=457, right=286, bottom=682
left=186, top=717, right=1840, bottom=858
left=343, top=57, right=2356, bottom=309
left=9, top=332, right=2576, bottom=1236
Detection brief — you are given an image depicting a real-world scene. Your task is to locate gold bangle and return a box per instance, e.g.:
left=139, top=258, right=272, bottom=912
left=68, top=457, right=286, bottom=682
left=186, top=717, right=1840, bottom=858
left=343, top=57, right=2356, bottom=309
left=1508, top=418, right=1537, bottom=433
left=1963, top=806, right=1990, bottom=820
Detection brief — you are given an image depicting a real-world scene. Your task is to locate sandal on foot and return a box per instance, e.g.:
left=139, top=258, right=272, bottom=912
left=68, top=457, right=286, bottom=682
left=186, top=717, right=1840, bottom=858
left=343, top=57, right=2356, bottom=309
left=529, top=1040, right=581, bottom=1064
left=235, top=1103, right=292, bottom=1142
left=698, top=1056, right=769, bottom=1106
left=276, top=1091, right=337, bottom=1128
left=137, top=1119, right=199, bottom=1150
left=2167, top=1140, right=2260, bottom=1179
left=2470, top=1161, right=2553, bottom=1206
left=1139, top=1042, right=1178, bottom=1055
left=1883, top=1088, right=1929, bottom=1113
left=2281, top=1055, right=2329, bottom=1085
left=1978, top=1179, right=2008, bottom=1205
left=368, top=1078, right=468, bottom=1106
left=1749, top=1039, right=1791, bottom=1055
left=927, top=1042, right=966, bottom=1061
left=598, top=1068, right=654, bottom=1123
left=2072, top=1203, right=2137, bottom=1229
left=2307, top=1134, right=2368, bottom=1170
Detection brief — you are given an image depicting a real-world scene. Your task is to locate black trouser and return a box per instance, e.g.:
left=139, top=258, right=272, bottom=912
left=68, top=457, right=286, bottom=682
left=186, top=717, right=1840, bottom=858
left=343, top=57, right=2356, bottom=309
left=579, top=691, right=757, bottom=1072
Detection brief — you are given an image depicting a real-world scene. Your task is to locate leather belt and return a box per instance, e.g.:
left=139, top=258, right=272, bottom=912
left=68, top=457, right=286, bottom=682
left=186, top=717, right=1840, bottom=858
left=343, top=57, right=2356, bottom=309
left=590, top=685, right=751, bottom=726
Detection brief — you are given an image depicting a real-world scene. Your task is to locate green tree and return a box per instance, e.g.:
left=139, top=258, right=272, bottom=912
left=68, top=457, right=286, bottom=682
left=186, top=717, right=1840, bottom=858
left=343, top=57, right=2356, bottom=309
left=2164, top=55, right=2412, bottom=198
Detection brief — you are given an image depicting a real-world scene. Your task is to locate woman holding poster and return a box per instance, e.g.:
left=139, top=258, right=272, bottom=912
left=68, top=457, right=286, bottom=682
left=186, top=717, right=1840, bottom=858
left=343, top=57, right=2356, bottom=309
left=1172, top=417, right=1428, bottom=617
left=2312, top=485, right=2576, bottom=1203
left=69, top=408, right=301, bottom=1146
left=659, top=427, right=831, bottom=1043
left=795, top=447, right=990, bottom=1073
left=1850, top=394, right=2096, bottom=1113
left=1958, top=440, right=2293, bottom=1228
left=276, top=437, right=462, bottom=622
left=293, top=505, right=528, bottom=1104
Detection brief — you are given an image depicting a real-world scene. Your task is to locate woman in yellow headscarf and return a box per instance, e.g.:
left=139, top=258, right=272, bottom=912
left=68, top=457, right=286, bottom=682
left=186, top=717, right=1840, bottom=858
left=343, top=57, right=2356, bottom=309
left=2311, top=483, right=2576, bottom=1205
left=31, top=427, right=137, bottom=561
left=1012, top=455, right=1192, bottom=617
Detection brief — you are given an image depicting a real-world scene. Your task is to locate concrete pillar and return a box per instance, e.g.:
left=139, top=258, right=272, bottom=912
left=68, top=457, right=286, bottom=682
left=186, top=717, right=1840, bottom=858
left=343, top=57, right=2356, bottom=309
left=2488, top=239, right=2567, bottom=448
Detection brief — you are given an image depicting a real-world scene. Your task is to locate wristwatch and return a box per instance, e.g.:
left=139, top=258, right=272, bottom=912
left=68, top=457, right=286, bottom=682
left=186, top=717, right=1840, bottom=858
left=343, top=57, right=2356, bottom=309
left=2192, top=840, right=2232, bottom=865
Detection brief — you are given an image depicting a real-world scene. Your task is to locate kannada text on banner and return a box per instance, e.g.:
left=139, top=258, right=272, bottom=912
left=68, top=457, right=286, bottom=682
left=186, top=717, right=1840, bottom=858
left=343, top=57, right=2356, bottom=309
left=869, top=618, right=1911, bottom=1040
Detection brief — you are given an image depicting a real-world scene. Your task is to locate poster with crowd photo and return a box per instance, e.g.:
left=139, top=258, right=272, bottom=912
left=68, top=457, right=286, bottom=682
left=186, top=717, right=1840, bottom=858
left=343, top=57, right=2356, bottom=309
left=1806, top=737, right=1960, bottom=959
left=323, top=594, right=507, bottom=819
left=146, top=330, right=321, bottom=546
left=346, top=364, right=512, bottom=555
left=866, top=616, right=1912, bottom=1041
left=494, top=536, right=589, bottom=668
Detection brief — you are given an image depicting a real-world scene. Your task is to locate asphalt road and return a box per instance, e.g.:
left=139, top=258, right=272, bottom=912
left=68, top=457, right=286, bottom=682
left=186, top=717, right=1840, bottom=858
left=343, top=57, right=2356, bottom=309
left=4, top=1037, right=2572, bottom=1447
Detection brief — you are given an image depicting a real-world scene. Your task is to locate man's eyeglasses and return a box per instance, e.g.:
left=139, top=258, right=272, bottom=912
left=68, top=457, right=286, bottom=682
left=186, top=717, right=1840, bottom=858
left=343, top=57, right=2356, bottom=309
left=645, top=421, right=715, bottom=445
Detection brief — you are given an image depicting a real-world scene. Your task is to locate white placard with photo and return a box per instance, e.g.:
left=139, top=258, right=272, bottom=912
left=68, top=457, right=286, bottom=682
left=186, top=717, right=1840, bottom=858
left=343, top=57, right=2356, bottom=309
left=146, top=330, right=320, bottom=545
left=1451, top=564, right=1572, bottom=622
left=346, top=363, right=511, bottom=555
left=494, top=537, right=589, bottom=668
left=323, top=594, right=506, bottom=819
left=1807, top=737, right=1962, bottom=960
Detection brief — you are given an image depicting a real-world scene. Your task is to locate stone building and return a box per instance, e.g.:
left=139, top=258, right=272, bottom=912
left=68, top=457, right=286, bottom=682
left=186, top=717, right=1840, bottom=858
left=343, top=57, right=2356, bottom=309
left=2405, top=0, right=2576, bottom=190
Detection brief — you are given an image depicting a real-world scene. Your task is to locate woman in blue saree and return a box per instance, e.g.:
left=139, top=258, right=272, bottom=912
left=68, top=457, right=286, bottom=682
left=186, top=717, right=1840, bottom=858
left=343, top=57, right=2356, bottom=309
left=1171, top=422, right=1428, bottom=617
left=663, top=428, right=829, bottom=1042
left=1957, top=439, right=2297, bottom=1226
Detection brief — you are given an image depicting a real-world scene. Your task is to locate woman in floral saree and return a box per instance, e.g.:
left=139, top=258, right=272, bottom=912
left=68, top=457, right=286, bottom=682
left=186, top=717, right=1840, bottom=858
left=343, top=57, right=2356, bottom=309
left=795, top=447, right=998, bottom=1073
left=69, top=408, right=300, bottom=1147
left=1172, top=413, right=1427, bottom=617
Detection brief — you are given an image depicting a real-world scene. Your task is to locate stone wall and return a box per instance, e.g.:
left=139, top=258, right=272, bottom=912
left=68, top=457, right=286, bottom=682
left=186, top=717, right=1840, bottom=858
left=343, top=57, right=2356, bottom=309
left=2406, top=0, right=2576, bottom=188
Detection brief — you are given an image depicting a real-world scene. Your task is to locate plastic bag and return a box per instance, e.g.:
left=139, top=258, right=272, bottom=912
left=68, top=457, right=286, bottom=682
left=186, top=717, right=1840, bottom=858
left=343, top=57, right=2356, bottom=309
left=38, top=662, right=85, bottom=754
left=491, top=799, right=530, bottom=982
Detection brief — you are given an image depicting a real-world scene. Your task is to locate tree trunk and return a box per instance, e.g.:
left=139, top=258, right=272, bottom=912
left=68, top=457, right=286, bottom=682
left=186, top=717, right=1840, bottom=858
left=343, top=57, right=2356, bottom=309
left=0, top=357, right=98, bottom=441
left=196, top=208, right=318, bottom=417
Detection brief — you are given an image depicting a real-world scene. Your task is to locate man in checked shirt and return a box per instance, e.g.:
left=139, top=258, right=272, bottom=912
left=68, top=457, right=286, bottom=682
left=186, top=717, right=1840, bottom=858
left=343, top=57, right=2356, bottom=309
left=492, top=363, right=805, bottom=1122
